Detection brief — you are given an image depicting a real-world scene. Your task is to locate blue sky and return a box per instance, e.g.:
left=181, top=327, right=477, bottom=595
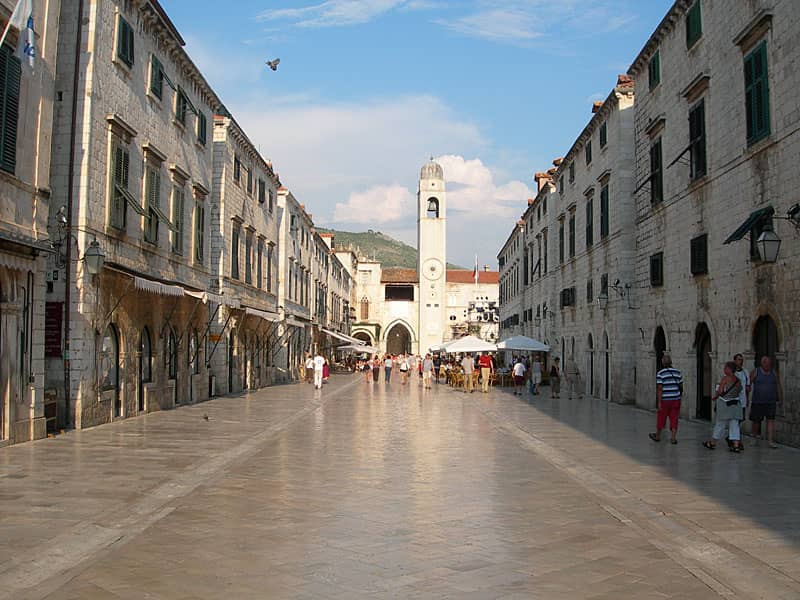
left=161, top=0, right=672, bottom=268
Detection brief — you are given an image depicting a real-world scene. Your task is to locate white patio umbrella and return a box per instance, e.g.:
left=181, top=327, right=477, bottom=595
left=442, top=335, right=497, bottom=354
left=496, top=335, right=550, bottom=352
left=337, top=343, right=380, bottom=354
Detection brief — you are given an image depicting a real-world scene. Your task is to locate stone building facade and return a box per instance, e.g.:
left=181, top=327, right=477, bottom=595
left=628, top=0, right=800, bottom=441
left=499, top=0, right=800, bottom=445
left=208, top=114, right=280, bottom=395
left=0, top=0, right=60, bottom=444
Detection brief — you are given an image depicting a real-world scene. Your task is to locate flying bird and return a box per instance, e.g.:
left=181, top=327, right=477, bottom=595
left=266, top=58, right=280, bottom=71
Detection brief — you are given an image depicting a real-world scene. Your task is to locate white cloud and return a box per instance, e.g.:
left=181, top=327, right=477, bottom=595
left=437, top=9, right=541, bottom=44
left=333, top=185, right=414, bottom=223
left=258, top=0, right=433, bottom=28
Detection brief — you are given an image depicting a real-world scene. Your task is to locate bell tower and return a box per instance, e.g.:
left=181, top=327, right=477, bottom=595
left=417, top=158, right=447, bottom=354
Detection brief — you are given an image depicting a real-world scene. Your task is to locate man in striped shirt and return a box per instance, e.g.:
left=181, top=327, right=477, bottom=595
left=649, top=353, right=683, bottom=444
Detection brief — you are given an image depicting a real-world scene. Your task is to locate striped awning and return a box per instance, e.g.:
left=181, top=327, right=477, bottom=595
left=245, top=307, right=279, bottom=321
left=133, top=276, right=184, bottom=297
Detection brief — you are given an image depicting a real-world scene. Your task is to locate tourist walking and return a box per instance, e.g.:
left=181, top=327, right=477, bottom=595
left=478, top=351, right=493, bottom=393
left=565, top=356, right=581, bottom=399
left=703, top=361, right=744, bottom=452
left=512, top=358, right=526, bottom=395
left=399, top=354, right=410, bottom=384
left=422, top=354, right=434, bottom=389
left=549, top=358, right=561, bottom=398
left=531, top=355, right=542, bottom=395
left=384, top=354, right=393, bottom=383
left=362, top=359, right=372, bottom=383
left=649, top=354, right=683, bottom=444
left=305, top=354, right=315, bottom=384
left=461, top=353, right=475, bottom=393
left=371, top=355, right=381, bottom=382
left=322, top=358, right=330, bottom=383
left=313, top=352, right=325, bottom=389
left=749, top=356, right=782, bottom=448
left=728, top=353, right=750, bottom=450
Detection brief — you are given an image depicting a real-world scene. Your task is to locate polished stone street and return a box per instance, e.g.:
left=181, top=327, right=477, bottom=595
left=1, top=376, right=800, bottom=600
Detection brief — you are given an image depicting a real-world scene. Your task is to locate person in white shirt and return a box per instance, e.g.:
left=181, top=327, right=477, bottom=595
left=461, top=353, right=475, bottom=393
left=313, top=353, right=325, bottom=389
left=305, top=355, right=315, bottom=384
left=531, top=355, right=543, bottom=395
left=729, top=353, right=751, bottom=450
left=399, top=354, right=410, bottom=384
left=512, top=359, right=526, bottom=396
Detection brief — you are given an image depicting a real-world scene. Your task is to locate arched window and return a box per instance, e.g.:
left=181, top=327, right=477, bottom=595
left=189, top=329, right=200, bottom=375
left=360, top=296, right=370, bottom=321
left=100, top=324, right=119, bottom=392
left=426, top=197, right=439, bottom=218
left=140, top=327, right=152, bottom=383
left=167, top=329, right=178, bottom=380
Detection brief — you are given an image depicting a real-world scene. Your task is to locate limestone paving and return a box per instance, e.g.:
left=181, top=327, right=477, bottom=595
left=0, top=376, right=799, bottom=599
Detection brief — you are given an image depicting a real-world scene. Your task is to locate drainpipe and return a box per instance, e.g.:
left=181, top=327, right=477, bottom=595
left=63, top=0, right=85, bottom=428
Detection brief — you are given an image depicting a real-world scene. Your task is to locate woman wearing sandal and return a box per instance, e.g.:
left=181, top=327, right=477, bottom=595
left=703, top=362, right=744, bottom=452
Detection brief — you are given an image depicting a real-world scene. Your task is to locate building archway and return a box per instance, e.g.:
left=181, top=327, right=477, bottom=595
left=603, top=332, right=610, bottom=400
left=654, top=326, right=667, bottom=373
left=586, top=333, right=594, bottom=397
left=385, top=323, right=412, bottom=355
left=752, top=315, right=779, bottom=370
left=694, top=323, right=712, bottom=420
left=353, top=331, right=374, bottom=345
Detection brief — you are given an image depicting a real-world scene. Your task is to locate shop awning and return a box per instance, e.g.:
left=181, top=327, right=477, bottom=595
left=0, top=251, right=35, bottom=271
left=185, top=290, right=223, bottom=304
left=286, top=317, right=306, bottom=328
left=245, top=307, right=279, bottom=322
left=321, top=327, right=362, bottom=344
left=724, top=206, right=774, bottom=244
left=134, top=276, right=185, bottom=297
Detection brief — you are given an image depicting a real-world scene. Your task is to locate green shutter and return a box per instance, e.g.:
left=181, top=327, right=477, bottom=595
left=197, top=112, right=206, bottom=145
left=648, top=50, right=660, bottom=89
left=686, top=1, right=702, bottom=48
left=600, top=185, right=609, bottom=238
left=650, top=140, right=663, bottom=204
left=0, top=46, right=21, bottom=174
left=150, top=55, right=163, bottom=99
left=745, top=40, right=770, bottom=144
left=117, top=16, right=134, bottom=67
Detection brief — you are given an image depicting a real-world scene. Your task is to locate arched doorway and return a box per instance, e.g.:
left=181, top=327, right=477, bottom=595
left=586, top=334, right=594, bottom=397
left=100, top=324, right=121, bottom=418
left=353, top=331, right=374, bottom=346
left=603, top=333, right=610, bottom=400
left=753, top=315, right=779, bottom=370
left=138, top=327, right=152, bottom=413
left=386, top=323, right=411, bottom=355
left=695, top=323, right=712, bottom=420
left=654, top=327, right=666, bottom=373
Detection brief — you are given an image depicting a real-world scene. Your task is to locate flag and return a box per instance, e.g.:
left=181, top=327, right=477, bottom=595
left=472, top=254, right=479, bottom=285
left=0, top=0, right=34, bottom=70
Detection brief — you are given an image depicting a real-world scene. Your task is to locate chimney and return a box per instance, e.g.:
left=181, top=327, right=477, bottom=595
left=592, top=101, right=603, bottom=113
left=552, top=157, right=564, bottom=167
left=534, top=172, right=551, bottom=192
left=483, top=265, right=490, bottom=272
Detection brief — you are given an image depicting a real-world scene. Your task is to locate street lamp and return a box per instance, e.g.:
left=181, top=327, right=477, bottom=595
left=756, top=225, right=781, bottom=263
left=597, top=290, right=609, bottom=310
left=83, top=237, right=105, bottom=275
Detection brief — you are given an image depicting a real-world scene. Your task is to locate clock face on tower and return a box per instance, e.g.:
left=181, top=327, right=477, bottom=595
left=422, top=258, right=443, bottom=281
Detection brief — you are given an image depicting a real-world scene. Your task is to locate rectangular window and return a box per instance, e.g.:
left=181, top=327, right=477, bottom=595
left=171, top=186, right=184, bottom=255
left=744, top=40, right=770, bottom=145
left=568, top=162, right=575, bottom=183
left=116, top=15, right=134, bottom=67
left=585, top=141, right=592, bottom=165
left=585, top=198, right=594, bottom=248
left=599, top=122, right=607, bottom=148
left=568, top=213, right=576, bottom=258
left=689, top=100, right=707, bottom=179
left=650, top=252, right=664, bottom=287
left=686, top=1, right=702, bottom=49
left=600, top=273, right=608, bottom=296
left=109, top=144, right=129, bottom=229
left=559, top=176, right=564, bottom=194
left=600, top=184, right=609, bottom=238
left=144, top=167, right=161, bottom=244
left=197, top=112, right=207, bottom=145
left=648, top=49, right=660, bottom=90
left=175, top=89, right=187, bottom=126
left=231, top=225, right=240, bottom=280
left=542, top=230, right=548, bottom=274
left=257, top=239, right=263, bottom=289
left=258, top=179, right=266, bottom=204
left=245, top=232, right=252, bottom=284
left=233, top=157, right=241, bottom=183
left=268, top=188, right=275, bottom=212
left=0, top=45, right=21, bottom=174
left=246, top=167, right=253, bottom=195
left=586, top=279, right=593, bottom=304
left=149, top=55, right=163, bottom=100
left=266, top=244, right=273, bottom=292
left=690, top=234, right=708, bottom=275
left=194, top=201, right=205, bottom=264
left=558, top=220, right=565, bottom=264
left=650, top=139, right=663, bottom=204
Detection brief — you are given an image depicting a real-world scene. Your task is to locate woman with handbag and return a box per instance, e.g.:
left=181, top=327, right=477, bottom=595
left=703, top=361, right=744, bottom=452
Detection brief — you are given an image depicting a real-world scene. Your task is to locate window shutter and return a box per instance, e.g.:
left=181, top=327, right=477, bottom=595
left=0, top=47, right=21, bottom=174
left=690, top=234, right=708, bottom=275
left=150, top=55, right=163, bottom=99
left=197, top=112, right=207, bottom=144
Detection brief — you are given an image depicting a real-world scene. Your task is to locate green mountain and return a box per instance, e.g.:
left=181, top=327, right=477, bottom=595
left=318, top=228, right=462, bottom=270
